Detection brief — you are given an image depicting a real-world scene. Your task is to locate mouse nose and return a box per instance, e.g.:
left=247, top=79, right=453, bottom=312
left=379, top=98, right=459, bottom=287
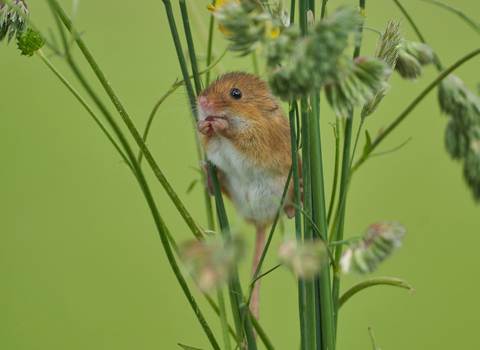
left=198, top=96, right=211, bottom=109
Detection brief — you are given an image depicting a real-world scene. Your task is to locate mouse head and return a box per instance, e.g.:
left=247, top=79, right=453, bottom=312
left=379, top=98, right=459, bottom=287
left=197, top=72, right=280, bottom=126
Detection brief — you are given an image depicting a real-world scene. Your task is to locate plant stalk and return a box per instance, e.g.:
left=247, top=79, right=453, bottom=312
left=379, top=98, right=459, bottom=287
left=206, top=0, right=217, bottom=86
left=179, top=0, right=202, bottom=95
left=331, top=0, right=366, bottom=337
left=289, top=101, right=307, bottom=350
left=301, top=98, right=316, bottom=350
left=310, top=93, right=335, bottom=350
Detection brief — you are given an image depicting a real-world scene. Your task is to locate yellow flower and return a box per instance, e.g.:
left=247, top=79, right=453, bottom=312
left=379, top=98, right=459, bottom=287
left=207, top=0, right=280, bottom=39
left=266, top=20, right=280, bottom=39
left=206, top=0, right=240, bottom=12
left=207, top=0, right=240, bottom=36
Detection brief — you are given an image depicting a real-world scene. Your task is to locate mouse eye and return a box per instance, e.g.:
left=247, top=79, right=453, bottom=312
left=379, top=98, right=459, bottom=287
left=230, top=88, right=242, bottom=100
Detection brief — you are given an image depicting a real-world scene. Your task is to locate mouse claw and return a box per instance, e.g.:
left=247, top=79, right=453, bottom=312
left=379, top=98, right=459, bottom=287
left=200, top=161, right=214, bottom=196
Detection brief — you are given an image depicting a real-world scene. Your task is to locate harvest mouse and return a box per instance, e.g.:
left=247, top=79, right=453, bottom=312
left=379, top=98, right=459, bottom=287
left=196, top=72, right=302, bottom=320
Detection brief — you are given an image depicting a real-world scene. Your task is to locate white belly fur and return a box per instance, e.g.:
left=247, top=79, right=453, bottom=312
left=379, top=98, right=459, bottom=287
left=207, top=136, right=284, bottom=227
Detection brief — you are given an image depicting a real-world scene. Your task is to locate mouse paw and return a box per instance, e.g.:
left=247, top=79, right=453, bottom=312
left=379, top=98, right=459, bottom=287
left=210, top=118, right=234, bottom=138
left=197, top=120, right=215, bottom=136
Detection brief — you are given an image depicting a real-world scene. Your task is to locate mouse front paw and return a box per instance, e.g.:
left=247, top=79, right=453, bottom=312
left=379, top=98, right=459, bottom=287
left=210, top=118, right=235, bottom=139
left=197, top=120, right=215, bottom=136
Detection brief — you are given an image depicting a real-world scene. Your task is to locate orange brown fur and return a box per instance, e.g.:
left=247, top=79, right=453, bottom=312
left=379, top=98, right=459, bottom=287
left=197, top=72, right=301, bottom=227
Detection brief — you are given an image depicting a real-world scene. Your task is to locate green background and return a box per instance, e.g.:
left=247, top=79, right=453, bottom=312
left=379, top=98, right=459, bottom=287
left=1, top=0, right=479, bottom=349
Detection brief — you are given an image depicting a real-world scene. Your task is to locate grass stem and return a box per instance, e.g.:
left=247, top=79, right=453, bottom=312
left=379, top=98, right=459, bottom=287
left=331, top=0, right=366, bottom=337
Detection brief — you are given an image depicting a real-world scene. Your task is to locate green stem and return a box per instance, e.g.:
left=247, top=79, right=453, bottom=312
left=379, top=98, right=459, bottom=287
left=206, top=0, right=216, bottom=86
left=162, top=0, right=197, bottom=117
left=339, top=277, right=414, bottom=309
left=351, top=47, right=480, bottom=172
left=250, top=312, right=275, bottom=350
left=310, top=94, right=335, bottom=350
left=48, top=0, right=204, bottom=242
left=289, top=101, right=307, bottom=350
left=299, top=0, right=308, bottom=37
left=290, top=0, right=296, bottom=25
left=331, top=0, right=366, bottom=337
left=217, top=287, right=232, bottom=350
left=252, top=264, right=282, bottom=284
left=34, top=49, right=132, bottom=171
left=321, top=0, right=328, bottom=19
left=301, top=98, right=316, bottom=350
left=179, top=0, right=202, bottom=95
left=326, top=118, right=340, bottom=231
left=204, top=295, right=238, bottom=342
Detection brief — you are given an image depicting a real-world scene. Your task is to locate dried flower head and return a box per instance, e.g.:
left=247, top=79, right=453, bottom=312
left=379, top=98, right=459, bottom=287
left=181, top=234, right=245, bottom=293
left=0, top=0, right=29, bottom=43
left=278, top=238, right=327, bottom=279
left=340, top=221, right=406, bottom=274
left=363, top=20, right=404, bottom=117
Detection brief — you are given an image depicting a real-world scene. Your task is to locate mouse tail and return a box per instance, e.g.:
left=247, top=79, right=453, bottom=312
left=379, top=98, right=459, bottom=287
left=250, top=226, right=266, bottom=321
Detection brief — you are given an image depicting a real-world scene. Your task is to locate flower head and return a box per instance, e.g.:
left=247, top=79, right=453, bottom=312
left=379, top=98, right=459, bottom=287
left=439, top=74, right=480, bottom=125
left=395, top=49, right=423, bottom=81
left=326, top=56, right=388, bottom=117
left=268, top=6, right=366, bottom=101
left=17, top=27, right=43, bottom=56
left=363, top=20, right=403, bottom=117
left=207, top=0, right=240, bottom=36
left=209, top=0, right=280, bottom=52
left=340, top=221, right=406, bottom=274
left=401, top=39, right=435, bottom=65
left=278, top=239, right=327, bottom=279
left=438, top=74, right=480, bottom=201
left=395, top=40, right=435, bottom=80
left=181, top=234, right=245, bottom=292
left=0, top=0, right=29, bottom=43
